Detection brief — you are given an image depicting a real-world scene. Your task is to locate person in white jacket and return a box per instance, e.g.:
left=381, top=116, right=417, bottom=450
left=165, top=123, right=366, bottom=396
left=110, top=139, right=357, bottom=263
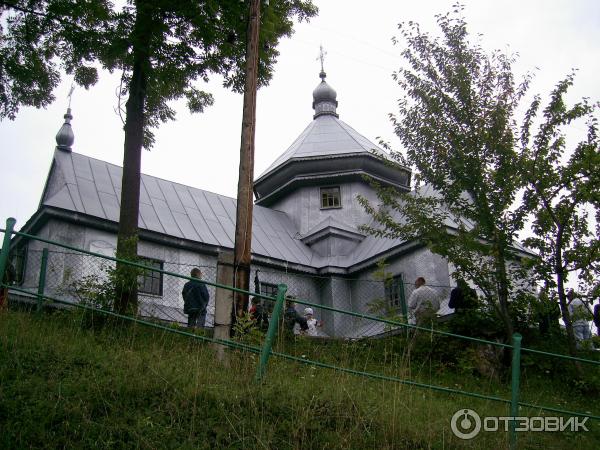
left=407, top=277, right=441, bottom=326
left=303, top=307, right=323, bottom=336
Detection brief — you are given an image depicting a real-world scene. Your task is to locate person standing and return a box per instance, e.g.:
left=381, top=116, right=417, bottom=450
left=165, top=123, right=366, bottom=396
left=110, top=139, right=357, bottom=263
left=407, top=277, right=441, bottom=326
left=567, top=290, right=592, bottom=348
left=448, top=279, right=477, bottom=313
left=182, top=268, right=210, bottom=328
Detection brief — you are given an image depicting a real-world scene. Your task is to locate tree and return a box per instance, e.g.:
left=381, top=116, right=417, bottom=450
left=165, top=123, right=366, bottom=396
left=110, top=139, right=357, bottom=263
left=519, top=73, right=600, bottom=355
left=2, top=0, right=317, bottom=314
left=359, top=6, right=532, bottom=340
left=0, top=0, right=110, bottom=119
left=94, top=0, right=317, bottom=314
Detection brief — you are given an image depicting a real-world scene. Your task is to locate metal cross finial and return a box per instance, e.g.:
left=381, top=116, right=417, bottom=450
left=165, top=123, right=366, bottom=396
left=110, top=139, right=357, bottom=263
left=317, top=44, right=327, bottom=74
left=67, top=83, right=75, bottom=108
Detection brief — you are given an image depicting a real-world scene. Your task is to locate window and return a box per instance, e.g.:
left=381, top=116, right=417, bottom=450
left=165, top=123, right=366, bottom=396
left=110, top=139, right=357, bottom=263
left=260, top=282, right=279, bottom=298
left=0, top=247, right=24, bottom=286
left=320, top=186, right=341, bottom=209
left=138, top=258, right=163, bottom=296
left=385, top=275, right=406, bottom=311
left=10, top=246, right=27, bottom=286
left=259, top=282, right=279, bottom=313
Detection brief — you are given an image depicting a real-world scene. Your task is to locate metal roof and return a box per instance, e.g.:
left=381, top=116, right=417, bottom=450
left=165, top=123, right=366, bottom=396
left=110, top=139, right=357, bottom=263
left=36, top=150, right=530, bottom=273
left=42, top=150, right=317, bottom=267
left=257, top=114, right=389, bottom=181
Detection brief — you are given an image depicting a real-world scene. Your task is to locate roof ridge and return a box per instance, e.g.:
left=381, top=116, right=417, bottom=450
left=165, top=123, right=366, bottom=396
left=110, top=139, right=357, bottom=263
left=336, top=119, right=386, bottom=156
left=257, top=120, right=316, bottom=180
left=333, top=118, right=370, bottom=153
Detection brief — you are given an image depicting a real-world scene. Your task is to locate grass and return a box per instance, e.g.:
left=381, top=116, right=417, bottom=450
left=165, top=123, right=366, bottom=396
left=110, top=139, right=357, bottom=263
left=1, top=309, right=598, bottom=449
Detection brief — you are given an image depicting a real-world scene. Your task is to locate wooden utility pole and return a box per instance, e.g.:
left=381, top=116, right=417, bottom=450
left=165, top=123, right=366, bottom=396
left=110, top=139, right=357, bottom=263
left=233, top=0, right=261, bottom=322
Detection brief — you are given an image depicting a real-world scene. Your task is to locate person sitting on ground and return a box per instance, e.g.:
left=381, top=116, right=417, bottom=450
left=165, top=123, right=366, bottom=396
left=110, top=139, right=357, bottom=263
left=407, top=277, right=441, bottom=326
left=303, top=307, right=324, bottom=337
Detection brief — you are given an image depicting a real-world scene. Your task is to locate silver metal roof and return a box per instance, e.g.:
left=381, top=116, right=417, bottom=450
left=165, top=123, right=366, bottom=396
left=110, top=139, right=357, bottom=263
left=37, top=150, right=529, bottom=272
left=42, top=150, right=317, bottom=267
left=257, top=114, right=389, bottom=181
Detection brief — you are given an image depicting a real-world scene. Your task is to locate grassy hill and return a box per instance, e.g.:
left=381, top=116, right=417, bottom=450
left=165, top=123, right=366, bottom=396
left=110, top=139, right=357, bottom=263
left=1, top=310, right=598, bottom=449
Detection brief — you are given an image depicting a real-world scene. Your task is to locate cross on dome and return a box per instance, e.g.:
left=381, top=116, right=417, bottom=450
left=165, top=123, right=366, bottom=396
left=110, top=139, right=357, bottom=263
left=312, top=45, right=338, bottom=119
left=317, top=44, right=327, bottom=79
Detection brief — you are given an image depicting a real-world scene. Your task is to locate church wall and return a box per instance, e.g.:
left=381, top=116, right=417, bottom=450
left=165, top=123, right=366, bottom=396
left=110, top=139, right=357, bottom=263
left=378, top=247, right=452, bottom=315
left=318, top=277, right=334, bottom=335
left=270, top=181, right=382, bottom=236
left=252, top=266, right=321, bottom=304
left=19, top=219, right=220, bottom=325
left=20, top=219, right=86, bottom=298
left=19, top=218, right=326, bottom=328
left=329, top=277, right=353, bottom=336
left=347, top=248, right=453, bottom=337
left=309, top=235, right=360, bottom=257
left=17, top=219, right=462, bottom=338
left=348, top=272, right=387, bottom=337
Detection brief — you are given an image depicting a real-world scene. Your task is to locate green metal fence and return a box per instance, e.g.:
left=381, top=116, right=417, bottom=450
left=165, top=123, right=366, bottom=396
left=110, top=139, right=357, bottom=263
left=1, top=217, right=599, bottom=449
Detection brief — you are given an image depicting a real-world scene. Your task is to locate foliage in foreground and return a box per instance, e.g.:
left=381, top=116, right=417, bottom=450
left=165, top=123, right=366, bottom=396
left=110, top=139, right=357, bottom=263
left=358, top=5, right=532, bottom=340
left=1, top=310, right=598, bottom=449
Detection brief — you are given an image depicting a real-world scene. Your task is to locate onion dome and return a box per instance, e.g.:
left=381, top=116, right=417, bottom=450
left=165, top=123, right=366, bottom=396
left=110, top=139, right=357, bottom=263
left=312, top=71, right=338, bottom=119
left=55, top=108, right=74, bottom=152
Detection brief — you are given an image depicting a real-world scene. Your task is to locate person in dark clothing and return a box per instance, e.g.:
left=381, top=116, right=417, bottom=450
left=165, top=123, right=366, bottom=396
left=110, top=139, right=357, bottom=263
left=182, top=268, right=210, bottom=328
left=594, top=303, right=600, bottom=337
left=449, top=279, right=477, bottom=313
left=284, top=300, right=308, bottom=334
left=448, top=279, right=478, bottom=336
left=250, top=297, right=270, bottom=331
left=535, top=288, right=561, bottom=335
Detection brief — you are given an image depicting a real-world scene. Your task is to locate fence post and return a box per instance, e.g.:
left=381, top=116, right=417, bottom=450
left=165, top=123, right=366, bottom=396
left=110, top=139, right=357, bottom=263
left=0, top=218, right=16, bottom=287
left=37, top=248, right=49, bottom=313
left=255, top=283, right=287, bottom=382
left=510, top=332, right=522, bottom=450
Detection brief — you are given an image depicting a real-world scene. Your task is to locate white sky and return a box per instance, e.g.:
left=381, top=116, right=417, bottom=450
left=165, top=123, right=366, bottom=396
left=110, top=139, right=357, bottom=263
left=1, top=0, right=599, bottom=232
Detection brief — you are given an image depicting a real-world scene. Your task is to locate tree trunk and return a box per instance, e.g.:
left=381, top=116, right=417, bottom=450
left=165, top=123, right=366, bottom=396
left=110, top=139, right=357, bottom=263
left=554, top=227, right=583, bottom=375
left=114, top=2, right=152, bottom=315
left=232, top=0, right=261, bottom=325
left=493, top=233, right=514, bottom=340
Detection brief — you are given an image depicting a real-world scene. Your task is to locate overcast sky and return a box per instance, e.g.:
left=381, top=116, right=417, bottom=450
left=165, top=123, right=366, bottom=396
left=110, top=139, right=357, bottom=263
left=1, top=0, right=599, bottom=232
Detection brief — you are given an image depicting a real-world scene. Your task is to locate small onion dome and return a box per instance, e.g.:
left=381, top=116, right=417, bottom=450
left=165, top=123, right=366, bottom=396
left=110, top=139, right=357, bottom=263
left=312, top=70, right=338, bottom=119
left=55, top=108, right=74, bottom=152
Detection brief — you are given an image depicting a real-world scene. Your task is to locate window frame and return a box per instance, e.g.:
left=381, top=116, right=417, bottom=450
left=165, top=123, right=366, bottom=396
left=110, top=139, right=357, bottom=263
left=385, top=274, right=406, bottom=310
left=11, top=245, right=28, bottom=286
left=320, top=186, right=342, bottom=210
left=260, top=282, right=279, bottom=299
left=137, top=258, right=164, bottom=297
left=259, top=282, right=279, bottom=313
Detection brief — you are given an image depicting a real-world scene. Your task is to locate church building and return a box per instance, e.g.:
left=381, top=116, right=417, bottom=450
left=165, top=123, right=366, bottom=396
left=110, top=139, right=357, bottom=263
left=10, top=69, right=458, bottom=337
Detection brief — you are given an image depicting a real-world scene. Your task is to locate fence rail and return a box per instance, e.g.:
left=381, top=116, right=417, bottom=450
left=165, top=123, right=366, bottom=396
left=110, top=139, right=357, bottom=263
left=2, top=218, right=599, bottom=450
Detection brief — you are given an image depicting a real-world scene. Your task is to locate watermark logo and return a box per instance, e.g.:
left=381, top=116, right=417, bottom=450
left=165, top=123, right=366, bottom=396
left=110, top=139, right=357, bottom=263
left=451, top=409, right=481, bottom=440
left=450, top=409, right=589, bottom=440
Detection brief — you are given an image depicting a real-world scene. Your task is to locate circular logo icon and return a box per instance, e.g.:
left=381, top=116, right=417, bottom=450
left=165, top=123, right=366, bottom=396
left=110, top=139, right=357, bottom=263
left=451, top=409, right=482, bottom=440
